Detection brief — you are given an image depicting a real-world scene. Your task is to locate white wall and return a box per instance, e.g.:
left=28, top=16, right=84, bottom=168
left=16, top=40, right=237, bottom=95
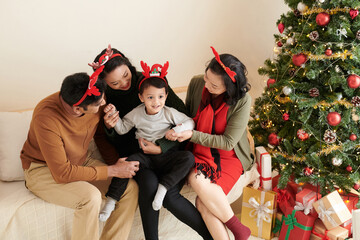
left=0, top=0, right=289, bottom=111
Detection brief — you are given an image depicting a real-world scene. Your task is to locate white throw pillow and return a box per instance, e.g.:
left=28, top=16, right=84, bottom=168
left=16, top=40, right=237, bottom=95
left=0, top=110, right=33, bottom=181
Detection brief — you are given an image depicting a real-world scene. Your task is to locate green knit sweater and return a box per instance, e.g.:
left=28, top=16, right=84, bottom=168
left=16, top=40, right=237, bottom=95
left=104, top=71, right=188, bottom=156
left=185, top=75, right=255, bottom=171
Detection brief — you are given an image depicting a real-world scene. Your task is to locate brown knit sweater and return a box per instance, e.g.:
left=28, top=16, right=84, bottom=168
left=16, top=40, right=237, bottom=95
left=20, top=92, right=108, bottom=183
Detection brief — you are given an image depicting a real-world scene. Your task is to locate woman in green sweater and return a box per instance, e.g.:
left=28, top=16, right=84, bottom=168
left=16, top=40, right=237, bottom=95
left=92, top=45, right=212, bottom=240
left=173, top=47, right=254, bottom=240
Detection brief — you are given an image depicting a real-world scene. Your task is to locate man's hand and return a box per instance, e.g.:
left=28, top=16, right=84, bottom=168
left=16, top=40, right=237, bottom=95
left=172, top=130, right=193, bottom=142
left=103, top=104, right=119, bottom=129
left=138, top=138, right=162, bottom=155
left=107, top=157, right=139, bottom=178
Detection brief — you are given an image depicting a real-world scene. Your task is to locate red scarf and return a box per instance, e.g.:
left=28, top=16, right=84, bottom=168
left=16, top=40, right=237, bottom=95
left=192, top=87, right=229, bottom=182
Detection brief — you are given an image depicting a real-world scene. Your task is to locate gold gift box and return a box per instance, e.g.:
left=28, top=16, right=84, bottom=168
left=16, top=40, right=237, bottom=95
left=240, top=187, right=277, bottom=240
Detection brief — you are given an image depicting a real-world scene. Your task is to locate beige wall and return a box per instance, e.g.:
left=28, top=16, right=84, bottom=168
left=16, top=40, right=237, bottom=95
left=0, top=0, right=289, bottom=111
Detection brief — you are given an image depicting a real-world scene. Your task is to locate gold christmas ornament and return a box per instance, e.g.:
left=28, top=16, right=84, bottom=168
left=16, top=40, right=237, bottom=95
left=276, top=94, right=291, bottom=104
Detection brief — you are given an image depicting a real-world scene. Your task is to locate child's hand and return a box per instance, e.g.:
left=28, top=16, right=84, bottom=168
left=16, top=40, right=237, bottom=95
left=104, top=103, right=116, bottom=114
left=139, top=138, right=162, bottom=155
left=165, top=129, right=177, bottom=141
left=172, top=130, right=193, bottom=142
left=103, top=104, right=119, bottom=129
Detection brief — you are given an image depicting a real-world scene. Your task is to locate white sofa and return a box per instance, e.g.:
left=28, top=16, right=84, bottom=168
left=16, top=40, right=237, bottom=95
left=0, top=94, right=261, bottom=240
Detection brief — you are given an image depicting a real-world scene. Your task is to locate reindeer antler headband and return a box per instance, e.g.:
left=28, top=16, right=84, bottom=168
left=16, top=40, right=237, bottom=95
left=73, top=44, right=122, bottom=106
left=138, top=61, right=169, bottom=90
left=210, top=46, right=236, bottom=83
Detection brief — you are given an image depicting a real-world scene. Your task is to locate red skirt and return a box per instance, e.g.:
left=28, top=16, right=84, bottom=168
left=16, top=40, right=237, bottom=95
left=195, top=148, right=243, bottom=195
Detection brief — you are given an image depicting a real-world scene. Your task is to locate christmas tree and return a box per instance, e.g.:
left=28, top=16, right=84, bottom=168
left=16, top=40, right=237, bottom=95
left=249, top=0, right=360, bottom=195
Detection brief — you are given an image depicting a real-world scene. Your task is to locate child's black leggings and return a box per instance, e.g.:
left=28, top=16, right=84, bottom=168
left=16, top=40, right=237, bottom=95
left=135, top=168, right=213, bottom=240
left=105, top=149, right=194, bottom=201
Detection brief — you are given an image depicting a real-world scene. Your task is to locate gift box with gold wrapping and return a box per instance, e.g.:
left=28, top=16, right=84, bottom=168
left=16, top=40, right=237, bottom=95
left=240, top=187, right=277, bottom=240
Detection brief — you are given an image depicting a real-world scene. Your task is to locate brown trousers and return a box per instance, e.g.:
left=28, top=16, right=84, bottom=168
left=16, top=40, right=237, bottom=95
left=24, top=155, right=138, bottom=240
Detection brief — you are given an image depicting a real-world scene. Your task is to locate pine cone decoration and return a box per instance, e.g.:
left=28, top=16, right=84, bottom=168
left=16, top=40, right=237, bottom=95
left=288, top=68, right=296, bottom=77
left=356, top=30, right=360, bottom=40
left=324, top=129, right=337, bottom=144
left=309, top=88, right=320, bottom=97
left=352, top=96, right=360, bottom=107
left=293, top=9, right=301, bottom=17
left=309, top=31, right=319, bottom=41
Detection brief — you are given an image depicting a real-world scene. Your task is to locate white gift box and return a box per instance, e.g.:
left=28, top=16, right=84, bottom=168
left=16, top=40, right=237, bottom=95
left=255, top=146, right=272, bottom=191
left=353, top=209, right=360, bottom=240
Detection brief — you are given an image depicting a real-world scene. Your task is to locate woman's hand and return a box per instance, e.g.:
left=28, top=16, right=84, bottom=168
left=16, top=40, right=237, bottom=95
left=139, top=138, right=162, bottom=155
left=103, top=104, right=119, bottom=129
left=165, top=129, right=177, bottom=141
left=172, top=130, right=193, bottom=142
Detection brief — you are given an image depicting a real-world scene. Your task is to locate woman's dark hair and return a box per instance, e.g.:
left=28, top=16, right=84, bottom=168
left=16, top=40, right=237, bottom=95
left=206, top=54, right=251, bottom=105
left=60, top=72, right=106, bottom=109
left=93, top=48, right=137, bottom=79
left=138, top=77, right=169, bottom=95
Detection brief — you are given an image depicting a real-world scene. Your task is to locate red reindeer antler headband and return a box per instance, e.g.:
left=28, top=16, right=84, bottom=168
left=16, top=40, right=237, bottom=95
left=73, top=44, right=122, bottom=106
left=210, top=46, right=236, bottom=83
left=138, top=61, right=169, bottom=90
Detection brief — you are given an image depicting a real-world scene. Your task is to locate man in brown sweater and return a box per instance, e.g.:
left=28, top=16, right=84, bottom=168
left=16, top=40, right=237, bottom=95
left=20, top=72, right=139, bottom=240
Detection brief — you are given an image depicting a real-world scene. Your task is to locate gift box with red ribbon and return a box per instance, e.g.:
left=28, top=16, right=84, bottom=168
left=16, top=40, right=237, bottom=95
left=279, top=208, right=316, bottom=240
left=310, top=219, right=349, bottom=240
left=340, top=219, right=352, bottom=238
left=255, top=146, right=272, bottom=190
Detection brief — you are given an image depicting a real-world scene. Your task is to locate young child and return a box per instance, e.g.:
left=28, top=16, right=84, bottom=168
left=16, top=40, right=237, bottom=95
left=99, top=61, right=195, bottom=222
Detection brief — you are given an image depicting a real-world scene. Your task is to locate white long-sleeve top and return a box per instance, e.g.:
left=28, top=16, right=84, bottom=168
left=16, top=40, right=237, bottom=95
left=114, top=104, right=195, bottom=143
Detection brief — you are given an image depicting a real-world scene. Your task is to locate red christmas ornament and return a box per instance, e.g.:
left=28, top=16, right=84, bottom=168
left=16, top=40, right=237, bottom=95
left=267, top=78, right=276, bottom=88
left=292, top=53, right=307, bottom=66
left=304, top=167, right=313, bottom=176
left=297, top=129, right=309, bottom=141
left=346, top=165, right=353, bottom=172
left=354, top=183, right=360, bottom=190
left=316, top=12, right=330, bottom=26
left=350, top=9, right=359, bottom=19
left=347, top=74, right=360, bottom=89
left=277, top=41, right=283, bottom=47
left=268, top=133, right=281, bottom=146
left=282, top=113, right=290, bottom=121
left=350, top=133, right=357, bottom=141
left=278, top=23, right=285, bottom=33
left=325, top=49, right=332, bottom=56
left=327, top=112, right=341, bottom=126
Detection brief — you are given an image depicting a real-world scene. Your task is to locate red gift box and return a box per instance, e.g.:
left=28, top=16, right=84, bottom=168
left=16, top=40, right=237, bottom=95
left=279, top=207, right=316, bottom=240
left=294, top=188, right=321, bottom=217
left=273, top=185, right=296, bottom=214
left=340, top=193, right=359, bottom=212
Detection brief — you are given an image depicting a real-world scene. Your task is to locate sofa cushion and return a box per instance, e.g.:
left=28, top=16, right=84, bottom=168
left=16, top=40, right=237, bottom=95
left=0, top=110, right=33, bottom=181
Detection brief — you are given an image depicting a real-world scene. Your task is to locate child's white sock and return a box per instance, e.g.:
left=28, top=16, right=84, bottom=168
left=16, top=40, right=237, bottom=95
left=152, top=184, right=167, bottom=211
left=99, top=197, right=117, bottom=222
